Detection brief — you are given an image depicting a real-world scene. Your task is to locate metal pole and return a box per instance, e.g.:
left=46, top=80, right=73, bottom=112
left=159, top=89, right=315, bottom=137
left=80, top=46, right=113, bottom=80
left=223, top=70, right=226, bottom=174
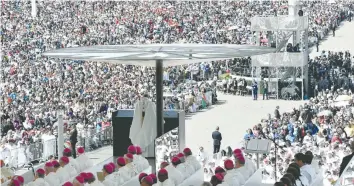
left=256, top=153, right=260, bottom=169
left=58, top=111, right=64, bottom=159
left=155, top=59, right=164, bottom=173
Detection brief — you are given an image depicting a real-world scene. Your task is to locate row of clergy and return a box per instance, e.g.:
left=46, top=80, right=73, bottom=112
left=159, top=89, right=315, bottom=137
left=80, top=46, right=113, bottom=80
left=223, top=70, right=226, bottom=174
left=100, top=146, right=201, bottom=186
left=209, top=148, right=257, bottom=186
left=5, top=145, right=151, bottom=186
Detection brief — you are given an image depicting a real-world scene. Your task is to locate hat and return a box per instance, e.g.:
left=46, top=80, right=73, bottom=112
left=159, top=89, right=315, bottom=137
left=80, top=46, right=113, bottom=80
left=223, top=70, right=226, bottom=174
left=183, top=148, right=191, bottom=154
left=177, top=153, right=184, bottom=158
left=63, top=182, right=73, bottom=186
left=148, top=173, right=157, bottom=182
left=125, top=153, right=134, bottom=160
left=15, top=175, right=24, bottom=183
left=224, top=159, right=234, bottom=170
left=233, top=148, right=242, bottom=155
left=235, top=153, right=244, bottom=160
left=215, top=173, right=224, bottom=181
left=79, top=172, right=88, bottom=179
left=12, top=180, right=20, bottom=186
left=104, top=164, right=114, bottom=174
left=160, top=162, right=169, bottom=168
left=75, top=176, right=85, bottom=184
left=77, top=147, right=85, bottom=154
left=86, top=172, right=94, bottom=180
left=171, top=157, right=180, bottom=164
left=63, top=148, right=71, bottom=154
left=36, top=168, right=45, bottom=175
left=109, top=162, right=116, bottom=170
left=215, top=166, right=225, bottom=173
left=142, top=176, right=154, bottom=184
left=128, top=145, right=137, bottom=154
left=158, top=168, right=168, bottom=176
left=117, top=157, right=126, bottom=166
left=62, top=182, right=73, bottom=186
left=52, top=160, right=60, bottom=167
left=139, top=173, right=148, bottom=181
left=237, top=156, right=245, bottom=164
left=60, top=156, right=69, bottom=164
left=45, top=162, right=53, bottom=167
left=136, top=146, right=142, bottom=155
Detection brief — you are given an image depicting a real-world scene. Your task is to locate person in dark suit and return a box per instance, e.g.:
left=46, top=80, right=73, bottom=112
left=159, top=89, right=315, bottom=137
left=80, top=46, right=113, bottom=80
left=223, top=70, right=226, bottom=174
left=70, top=125, right=78, bottom=158
left=340, top=141, right=354, bottom=176
left=212, top=126, right=222, bottom=154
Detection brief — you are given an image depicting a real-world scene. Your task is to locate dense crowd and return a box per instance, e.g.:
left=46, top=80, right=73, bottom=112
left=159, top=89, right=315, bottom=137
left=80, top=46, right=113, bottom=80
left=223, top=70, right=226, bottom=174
left=0, top=0, right=353, bottom=175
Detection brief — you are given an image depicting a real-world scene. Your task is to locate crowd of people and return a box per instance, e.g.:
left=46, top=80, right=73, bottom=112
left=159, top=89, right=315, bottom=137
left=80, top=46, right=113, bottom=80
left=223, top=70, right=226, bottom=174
left=0, top=0, right=354, bottom=183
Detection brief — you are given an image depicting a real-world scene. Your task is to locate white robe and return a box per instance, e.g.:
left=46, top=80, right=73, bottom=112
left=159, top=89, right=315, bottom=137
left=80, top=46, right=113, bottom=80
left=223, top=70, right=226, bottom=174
left=44, top=172, right=60, bottom=186
left=223, top=169, right=240, bottom=186
left=115, top=167, right=131, bottom=183
left=301, top=164, right=316, bottom=184
left=236, top=166, right=251, bottom=180
left=165, top=165, right=184, bottom=185
left=245, top=158, right=256, bottom=174
left=89, top=180, right=105, bottom=186
left=130, top=99, right=158, bottom=150
left=27, top=178, right=50, bottom=186
left=76, top=153, right=94, bottom=171
left=56, top=167, right=70, bottom=183
left=176, top=164, right=190, bottom=180
left=69, top=156, right=81, bottom=173
left=120, top=164, right=135, bottom=179
left=185, top=155, right=201, bottom=172
left=102, top=174, right=116, bottom=186
left=133, top=154, right=144, bottom=172
left=153, top=179, right=176, bottom=186
left=217, top=183, right=230, bottom=186
left=234, top=169, right=246, bottom=185
left=136, top=154, right=149, bottom=170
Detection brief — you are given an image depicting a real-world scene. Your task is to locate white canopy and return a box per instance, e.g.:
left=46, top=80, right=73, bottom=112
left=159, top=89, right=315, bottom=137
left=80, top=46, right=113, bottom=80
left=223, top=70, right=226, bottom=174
left=43, top=44, right=276, bottom=67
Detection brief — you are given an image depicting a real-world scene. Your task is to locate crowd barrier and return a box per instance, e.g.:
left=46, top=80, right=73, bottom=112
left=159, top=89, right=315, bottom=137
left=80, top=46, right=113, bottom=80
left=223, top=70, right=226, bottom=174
left=77, top=126, right=113, bottom=153
left=1, top=137, right=57, bottom=170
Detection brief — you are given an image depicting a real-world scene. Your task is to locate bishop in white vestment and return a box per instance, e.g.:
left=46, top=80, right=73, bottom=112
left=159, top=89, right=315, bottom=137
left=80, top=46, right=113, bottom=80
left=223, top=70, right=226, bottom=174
left=223, top=160, right=240, bottom=186
left=44, top=162, right=60, bottom=186
left=56, top=157, right=71, bottom=183
left=183, top=148, right=202, bottom=172
left=136, top=146, right=150, bottom=170
left=27, top=168, right=50, bottom=186
left=160, top=161, right=184, bottom=185
left=101, top=164, right=116, bottom=186
left=153, top=169, right=175, bottom=186
left=76, top=147, right=93, bottom=172
left=63, top=148, right=81, bottom=173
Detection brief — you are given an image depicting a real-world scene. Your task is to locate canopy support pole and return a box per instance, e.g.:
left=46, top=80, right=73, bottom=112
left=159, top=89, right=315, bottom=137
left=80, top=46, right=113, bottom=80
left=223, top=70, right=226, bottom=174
left=155, top=59, right=164, bottom=173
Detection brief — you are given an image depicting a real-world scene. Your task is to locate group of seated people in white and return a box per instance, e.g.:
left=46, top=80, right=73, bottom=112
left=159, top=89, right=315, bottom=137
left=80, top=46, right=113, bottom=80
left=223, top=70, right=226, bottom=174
left=138, top=147, right=202, bottom=186
left=274, top=151, right=320, bottom=186
left=200, top=148, right=257, bottom=186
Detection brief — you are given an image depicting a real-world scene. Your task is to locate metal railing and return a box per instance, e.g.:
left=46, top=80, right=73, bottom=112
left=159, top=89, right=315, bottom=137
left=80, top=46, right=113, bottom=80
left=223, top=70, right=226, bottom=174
left=1, top=138, right=57, bottom=171
left=77, top=126, right=113, bottom=153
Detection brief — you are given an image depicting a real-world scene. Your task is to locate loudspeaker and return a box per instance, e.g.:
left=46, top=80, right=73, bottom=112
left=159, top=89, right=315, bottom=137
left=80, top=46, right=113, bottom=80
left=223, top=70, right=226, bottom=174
left=111, top=110, right=185, bottom=158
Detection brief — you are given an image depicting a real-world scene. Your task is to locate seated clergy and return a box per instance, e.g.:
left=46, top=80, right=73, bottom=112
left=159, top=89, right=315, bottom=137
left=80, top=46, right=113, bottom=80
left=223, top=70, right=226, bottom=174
left=233, top=149, right=256, bottom=174
left=153, top=168, right=175, bottom=186
left=56, top=157, right=71, bottom=183
left=234, top=154, right=251, bottom=181
left=27, top=168, right=50, bottom=186
left=210, top=173, right=228, bottom=186
left=177, top=153, right=195, bottom=175
left=12, top=175, right=25, bottom=186
left=63, top=182, right=74, bottom=186
left=113, top=156, right=131, bottom=183
left=101, top=164, right=116, bottom=186
left=139, top=173, right=148, bottom=184
left=86, top=172, right=104, bottom=186
left=124, top=153, right=138, bottom=177
left=140, top=175, right=154, bottom=186
left=73, top=176, right=85, bottom=186
left=44, top=162, right=60, bottom=186
left=136, top=146, right=150, bottom=170
left=161, top=161, right=184, bottom=185
left=76, top=147, right=93, bottom=172
left=127, top=145, right=143, bottom=172
left=171, top=156, right=189, bottom=180
left=79, top=172, right=89, bottom=185
left=223, top=159, right=240, bottom=186
left=183, top=148, right=202, bottom=172
left=63, top=148, right=81, bottom=173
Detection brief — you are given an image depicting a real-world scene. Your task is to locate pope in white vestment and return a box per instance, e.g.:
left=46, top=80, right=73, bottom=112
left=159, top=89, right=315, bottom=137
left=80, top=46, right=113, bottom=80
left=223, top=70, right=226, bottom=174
left=130, top=97, right=158, bottom=150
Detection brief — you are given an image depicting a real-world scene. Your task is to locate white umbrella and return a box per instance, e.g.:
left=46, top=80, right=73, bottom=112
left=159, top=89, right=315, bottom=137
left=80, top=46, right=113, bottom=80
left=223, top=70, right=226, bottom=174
left=317, top=110, right=333, bottom=117
left=335, top=95, right=352, bottom=102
